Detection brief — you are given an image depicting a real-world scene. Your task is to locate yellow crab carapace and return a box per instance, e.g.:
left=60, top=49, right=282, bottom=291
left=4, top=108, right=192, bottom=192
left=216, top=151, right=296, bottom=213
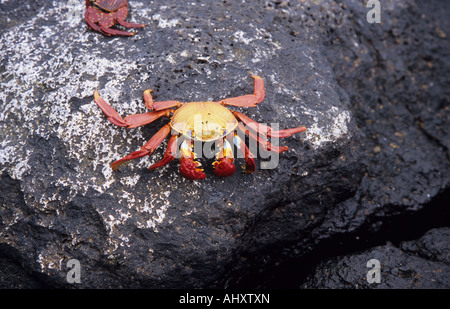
left=170, top=102, right=238, bottom=142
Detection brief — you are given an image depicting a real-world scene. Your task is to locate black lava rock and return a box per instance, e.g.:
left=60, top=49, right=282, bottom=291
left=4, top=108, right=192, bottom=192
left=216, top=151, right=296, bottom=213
left=0, top=0, right=448, bottom=288
left=301, top=228, right=450, bottom=289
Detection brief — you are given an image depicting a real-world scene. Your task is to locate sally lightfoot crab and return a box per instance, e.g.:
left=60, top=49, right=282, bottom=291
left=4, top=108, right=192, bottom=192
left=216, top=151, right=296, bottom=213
left=85, top=0, right=146, bottom=36
left=94, top=76, right=306, bottom=180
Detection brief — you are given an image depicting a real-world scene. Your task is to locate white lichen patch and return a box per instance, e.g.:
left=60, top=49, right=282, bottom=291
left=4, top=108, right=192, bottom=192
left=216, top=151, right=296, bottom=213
left=152, top=13, right=180, bottom=29
left=36, top=244, right=65, bottom=275
left=266, top=62, right=352, bottom=150
left=302, top=106, right=351, bottom=148
left=0, top=1, right=176, bottom=247
left=231, top=24, right=282, bottom=64
left=233, top=30, right=254, bottom=45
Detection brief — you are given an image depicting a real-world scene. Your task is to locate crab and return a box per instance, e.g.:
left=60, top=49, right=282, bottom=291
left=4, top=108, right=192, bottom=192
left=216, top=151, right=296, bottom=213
left=85, top=0, right=146, bottom=36
left=93, top=76, right=306, bottom=180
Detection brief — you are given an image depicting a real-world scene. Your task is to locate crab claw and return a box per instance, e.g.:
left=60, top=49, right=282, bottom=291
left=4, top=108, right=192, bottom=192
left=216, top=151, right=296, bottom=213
left=213, top=158, right=236, bottom=178
left=179, top=158, right=206, bottom=180
left=243, top=157, right=256, bottom=174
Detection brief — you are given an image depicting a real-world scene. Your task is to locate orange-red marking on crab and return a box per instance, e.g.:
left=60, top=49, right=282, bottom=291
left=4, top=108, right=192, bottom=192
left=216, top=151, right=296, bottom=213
left=85, top=0, right=147, bottom=36
left=94, top=76, right=306, bottom=180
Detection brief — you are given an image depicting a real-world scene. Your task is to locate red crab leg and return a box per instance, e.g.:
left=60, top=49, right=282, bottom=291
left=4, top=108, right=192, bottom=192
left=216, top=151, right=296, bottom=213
left=232, top=111, right=271, bottom=137
left=233, top=111, right=306, bottom=138
left=148, top=135, right=179, bottom=170
left=237, top=123, right=289, bottom=154
left=99, top=14, right=135, bottom=36
left=85, top=18, right=102, bottom=32
left=143, top=90, right=184, bottom=111
left=86, top=19, right=109, bottom=36
left=268, top=126, right=306, bottom=138
left=233, top=134, right=256, bottom=174
left=94, top=90, right=170, bottom=128
left=85, top=8, right=109, bottom=35
left=101, top=26, right=135, bottom=36
left=85, top=6, right=135, bottom=36
left=123, top=110, right=173, bottom=128
left=111, top=125, right=171, bottom=170
left=116, top=7, right=147, bottom=28
left=221, top=75, right=265, bottom=107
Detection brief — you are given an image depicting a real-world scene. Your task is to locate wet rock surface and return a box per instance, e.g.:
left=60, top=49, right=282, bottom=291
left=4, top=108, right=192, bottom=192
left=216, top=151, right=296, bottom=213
left=0, top=0, right=448, bottom=288
left=301, top=228, right=450, bottom=289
